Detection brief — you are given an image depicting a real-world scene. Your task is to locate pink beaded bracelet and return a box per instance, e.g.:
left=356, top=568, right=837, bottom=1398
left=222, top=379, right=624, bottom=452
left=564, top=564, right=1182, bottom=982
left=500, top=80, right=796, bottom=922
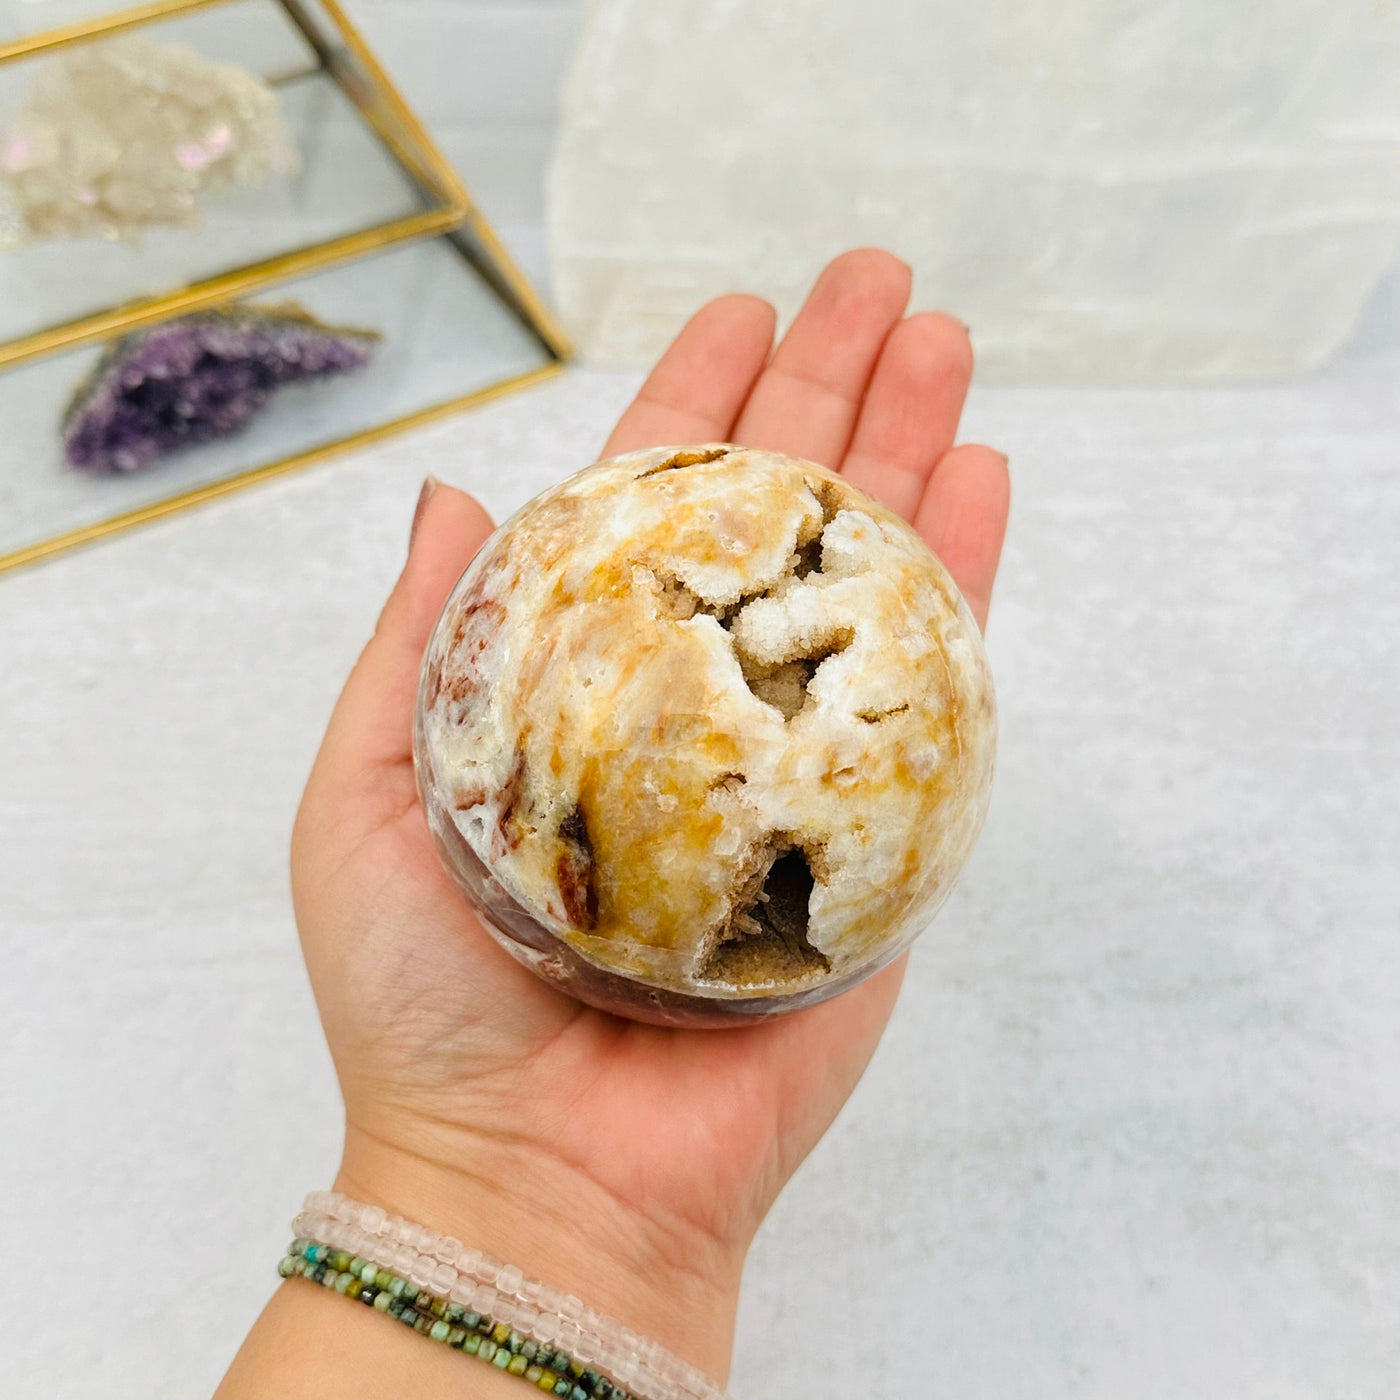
left=294, top=1192, right=732, bottom=1400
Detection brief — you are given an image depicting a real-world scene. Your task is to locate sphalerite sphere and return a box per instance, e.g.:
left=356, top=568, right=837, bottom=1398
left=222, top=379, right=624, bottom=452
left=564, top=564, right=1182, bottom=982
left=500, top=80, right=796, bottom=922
left=414, top=445, right=996, bottom=1026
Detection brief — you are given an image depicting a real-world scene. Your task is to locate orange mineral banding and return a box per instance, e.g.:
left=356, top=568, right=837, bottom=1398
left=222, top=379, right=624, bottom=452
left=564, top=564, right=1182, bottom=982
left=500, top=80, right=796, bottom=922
left=414, top=445, right=997, bottom=1026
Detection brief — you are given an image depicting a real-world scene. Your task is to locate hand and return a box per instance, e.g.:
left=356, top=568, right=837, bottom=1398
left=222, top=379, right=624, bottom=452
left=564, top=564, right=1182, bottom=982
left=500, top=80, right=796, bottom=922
left=285, top=250, right=1009, bottom=1383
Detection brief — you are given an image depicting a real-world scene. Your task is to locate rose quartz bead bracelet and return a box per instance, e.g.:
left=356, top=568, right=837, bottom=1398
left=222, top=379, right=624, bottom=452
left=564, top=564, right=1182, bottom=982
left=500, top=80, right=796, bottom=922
left=289, top=1191, right=732, bottom=1400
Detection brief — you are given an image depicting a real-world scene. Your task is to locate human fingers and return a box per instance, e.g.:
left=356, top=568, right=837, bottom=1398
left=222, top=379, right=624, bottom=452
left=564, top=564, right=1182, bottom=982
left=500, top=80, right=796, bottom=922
left=300, top=480, right=495, bottom=831
left=602, top=294, right=776, bottom=457
left=913, top=445, right=1010, bottom=631
left=729, top=248, right=911, bottom=467
left=838, top=312, right=974, bottom=523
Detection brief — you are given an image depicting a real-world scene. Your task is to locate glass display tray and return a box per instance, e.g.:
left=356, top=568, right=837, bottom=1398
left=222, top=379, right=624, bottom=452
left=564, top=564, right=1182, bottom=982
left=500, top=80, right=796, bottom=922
left=0, top=0, right=473, bottom=367
left=0, top=0, right=571, bottom=572
left=0, top=232, right=563, bottom=570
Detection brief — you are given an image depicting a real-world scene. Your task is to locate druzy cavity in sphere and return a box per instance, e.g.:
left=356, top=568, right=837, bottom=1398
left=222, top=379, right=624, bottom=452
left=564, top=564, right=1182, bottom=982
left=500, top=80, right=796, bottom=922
left=414, top=445, right=996, bottom=1026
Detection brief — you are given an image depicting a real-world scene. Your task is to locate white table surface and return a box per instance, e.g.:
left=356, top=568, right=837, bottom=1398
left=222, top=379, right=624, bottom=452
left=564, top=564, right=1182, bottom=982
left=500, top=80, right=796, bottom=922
left=4, top=2, right=1400, bottom=1389
left=4, top=257, right=1398, bottom=1396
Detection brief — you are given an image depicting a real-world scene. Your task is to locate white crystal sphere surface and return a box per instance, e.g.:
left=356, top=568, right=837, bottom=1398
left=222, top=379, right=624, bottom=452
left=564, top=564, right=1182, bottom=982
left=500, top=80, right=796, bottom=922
left=414, top=446, right=996, bottom=1026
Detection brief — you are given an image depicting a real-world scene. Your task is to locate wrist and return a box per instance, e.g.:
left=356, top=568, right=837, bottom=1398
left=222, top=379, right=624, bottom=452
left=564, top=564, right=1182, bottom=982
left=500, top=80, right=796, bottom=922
left=335, top=1114, right=744, bottom=1385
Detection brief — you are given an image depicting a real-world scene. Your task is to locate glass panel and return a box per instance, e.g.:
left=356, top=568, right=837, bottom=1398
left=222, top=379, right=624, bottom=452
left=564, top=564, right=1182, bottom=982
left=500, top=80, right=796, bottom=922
left=0, top=0, right=452, bottom=353
left=0, top=234, right=555, bottom=563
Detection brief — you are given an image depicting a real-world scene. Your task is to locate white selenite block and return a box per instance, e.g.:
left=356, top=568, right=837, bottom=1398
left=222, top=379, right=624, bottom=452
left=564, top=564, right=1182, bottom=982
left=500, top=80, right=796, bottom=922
left=546, top=0, right=1400, bottom=381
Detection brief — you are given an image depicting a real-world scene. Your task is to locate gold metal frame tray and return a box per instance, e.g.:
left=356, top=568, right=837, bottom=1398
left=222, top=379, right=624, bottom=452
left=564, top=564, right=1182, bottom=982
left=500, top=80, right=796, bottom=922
left=0, top=0, right=486, bottom=367
left=0, top=230, right=565, bottom=571
left=0, top=0, right=570, bottom=572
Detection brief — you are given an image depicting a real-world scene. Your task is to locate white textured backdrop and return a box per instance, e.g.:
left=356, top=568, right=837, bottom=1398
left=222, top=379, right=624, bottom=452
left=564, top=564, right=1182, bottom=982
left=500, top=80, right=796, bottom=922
left=2, top=3, right=1398, bottom=1396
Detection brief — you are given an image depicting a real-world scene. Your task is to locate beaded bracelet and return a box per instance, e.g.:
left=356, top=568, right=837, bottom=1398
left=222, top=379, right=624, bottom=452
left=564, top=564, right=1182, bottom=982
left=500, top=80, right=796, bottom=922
left=290, top=1192, right=730, bottom=1400
left=281, top=1238, right=626, bottom=1398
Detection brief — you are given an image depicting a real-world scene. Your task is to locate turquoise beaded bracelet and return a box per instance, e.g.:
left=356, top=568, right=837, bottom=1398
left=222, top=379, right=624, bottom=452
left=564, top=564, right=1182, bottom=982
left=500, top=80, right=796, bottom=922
left=292, top=1191, right=729, bottom=1400
left=281, top=1239, right=623, bottom=1399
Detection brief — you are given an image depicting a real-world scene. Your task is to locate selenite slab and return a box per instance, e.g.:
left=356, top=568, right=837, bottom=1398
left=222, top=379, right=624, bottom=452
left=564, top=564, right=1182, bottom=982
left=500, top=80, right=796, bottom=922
left=546, top=0, right=1400, bottom=381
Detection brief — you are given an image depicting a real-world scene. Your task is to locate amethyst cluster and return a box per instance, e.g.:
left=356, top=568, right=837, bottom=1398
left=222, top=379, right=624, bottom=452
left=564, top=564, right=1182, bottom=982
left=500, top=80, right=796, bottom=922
left=62, top=303, right=380, bottom=472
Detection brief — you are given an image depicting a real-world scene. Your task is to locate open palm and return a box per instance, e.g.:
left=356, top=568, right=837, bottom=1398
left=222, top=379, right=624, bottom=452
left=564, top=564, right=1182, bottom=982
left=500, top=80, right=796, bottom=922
left=289, top=249, right=1009, bottom=1378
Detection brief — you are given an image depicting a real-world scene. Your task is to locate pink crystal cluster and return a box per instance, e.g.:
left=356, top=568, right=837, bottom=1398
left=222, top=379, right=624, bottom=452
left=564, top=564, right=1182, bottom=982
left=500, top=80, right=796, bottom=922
left=0, top=38, right=297, bottom=244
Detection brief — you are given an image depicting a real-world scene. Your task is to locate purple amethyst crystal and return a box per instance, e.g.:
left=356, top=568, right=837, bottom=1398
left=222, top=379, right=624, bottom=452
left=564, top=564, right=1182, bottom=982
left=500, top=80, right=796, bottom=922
left=62, top=302, right=380, bottom=472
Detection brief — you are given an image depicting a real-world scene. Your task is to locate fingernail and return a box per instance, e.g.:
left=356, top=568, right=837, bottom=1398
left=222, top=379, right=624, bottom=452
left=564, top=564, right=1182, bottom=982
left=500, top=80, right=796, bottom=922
left=409, top=475, right=439, bottom=551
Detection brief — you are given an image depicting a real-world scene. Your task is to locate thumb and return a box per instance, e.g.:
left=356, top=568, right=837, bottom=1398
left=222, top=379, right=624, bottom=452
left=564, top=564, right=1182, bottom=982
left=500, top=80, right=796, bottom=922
left=303, top=477, right=496, bottom=822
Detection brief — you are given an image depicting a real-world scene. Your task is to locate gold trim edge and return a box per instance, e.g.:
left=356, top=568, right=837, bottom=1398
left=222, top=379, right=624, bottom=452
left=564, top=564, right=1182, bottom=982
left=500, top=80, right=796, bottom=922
left=313, top=0, right=573, bottom=361
left=0, top=0, right=236, bottom=63
left=0, top=207, right=466, bottom=370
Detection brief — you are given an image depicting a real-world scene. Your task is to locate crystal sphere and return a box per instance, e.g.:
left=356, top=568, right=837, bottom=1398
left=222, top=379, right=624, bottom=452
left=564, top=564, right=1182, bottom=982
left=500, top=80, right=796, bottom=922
left=414, top=445, right=996, bottom=1026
